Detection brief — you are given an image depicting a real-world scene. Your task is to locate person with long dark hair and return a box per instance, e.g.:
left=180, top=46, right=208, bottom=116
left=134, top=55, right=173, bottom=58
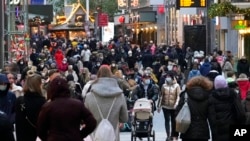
left=37, top=76, right=97, bottom=141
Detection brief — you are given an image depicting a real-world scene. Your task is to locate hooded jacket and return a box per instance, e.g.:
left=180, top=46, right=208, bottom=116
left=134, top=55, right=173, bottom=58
left=208, top=88, right=244, bottom=141
left=54, top=49, right=64, bottom=67
left=84, top=78, right=128, bottom=141
left=176, top=87, right=211, bottom=140
left=0, top=74, right=16, bottom=124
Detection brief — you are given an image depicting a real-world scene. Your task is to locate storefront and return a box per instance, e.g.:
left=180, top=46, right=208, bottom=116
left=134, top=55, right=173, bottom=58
left=48, top=1, right=94, bottom=40
left=114, top=11, right=157, bottom=46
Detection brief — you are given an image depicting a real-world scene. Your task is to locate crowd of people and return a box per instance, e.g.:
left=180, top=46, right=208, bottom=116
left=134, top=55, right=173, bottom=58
left=0, top=33, right=250, bottom=141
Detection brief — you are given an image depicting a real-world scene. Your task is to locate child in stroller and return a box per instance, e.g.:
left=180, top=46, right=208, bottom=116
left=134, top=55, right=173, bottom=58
left=131, top=98, right=155, bottom=141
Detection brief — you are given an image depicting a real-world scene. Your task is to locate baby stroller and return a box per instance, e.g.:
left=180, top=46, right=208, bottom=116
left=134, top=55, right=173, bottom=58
left=131, top=98, right=155, bottom=141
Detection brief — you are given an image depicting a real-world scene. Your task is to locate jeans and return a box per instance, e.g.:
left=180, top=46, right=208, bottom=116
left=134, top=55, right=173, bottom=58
left=162, top=108, right=179, bottom=138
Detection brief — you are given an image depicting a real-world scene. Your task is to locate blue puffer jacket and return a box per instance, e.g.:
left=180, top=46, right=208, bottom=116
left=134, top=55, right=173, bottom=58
left=0, top=74, right=16, bottom=124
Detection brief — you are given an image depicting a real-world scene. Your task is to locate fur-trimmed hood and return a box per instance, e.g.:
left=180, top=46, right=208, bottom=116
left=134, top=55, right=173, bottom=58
left=91, top=77, right=123, bottom=97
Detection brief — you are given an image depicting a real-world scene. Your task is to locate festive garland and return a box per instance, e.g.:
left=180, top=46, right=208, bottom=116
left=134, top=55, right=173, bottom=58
left=208, top=2, right=250, bottom=20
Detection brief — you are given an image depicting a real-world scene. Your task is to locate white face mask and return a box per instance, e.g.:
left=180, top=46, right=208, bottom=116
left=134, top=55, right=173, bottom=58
left=166, top=77, right=173, bottom=83
left=167, top=65, right=173, bottom=71
left=144, top=79, right=151, bottom=85
left=0, top=85, right=7, bottom=91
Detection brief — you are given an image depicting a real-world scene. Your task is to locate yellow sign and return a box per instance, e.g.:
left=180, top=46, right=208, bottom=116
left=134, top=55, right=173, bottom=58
left=180, top=0, right=194, bottom=7
left=179, top=0, right=206, bottom=7
left=200, top=0, right=206, bottom=7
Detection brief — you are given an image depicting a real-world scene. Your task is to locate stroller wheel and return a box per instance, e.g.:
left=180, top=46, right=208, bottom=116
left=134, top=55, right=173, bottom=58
left=147, top=132, right=151, bottom=141
left=131, top=131, right=136, bottom=141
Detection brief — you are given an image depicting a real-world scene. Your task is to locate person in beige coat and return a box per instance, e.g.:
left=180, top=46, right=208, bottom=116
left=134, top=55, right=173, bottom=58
left=157, top=72, right=181, bottom=141
left=84, top=65, right=128, bottom=141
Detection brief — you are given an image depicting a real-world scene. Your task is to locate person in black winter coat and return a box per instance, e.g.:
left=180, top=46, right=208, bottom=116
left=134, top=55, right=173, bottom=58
left=208, top=75, right=246, bottom=141
left=176, top=76, right=213, bottom=141
left=210, top=58, right=222, bottom=75
left=237, top=56, right=250, bottom=77
left=15, top=71, right=46, bottom=141
left=0, top=110, right=15, bottom=141
left=141, top=49, right=154, bottom=69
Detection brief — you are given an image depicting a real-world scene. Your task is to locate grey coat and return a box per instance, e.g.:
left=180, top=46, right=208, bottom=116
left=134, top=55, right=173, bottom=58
left=84, top=77, right=128, bottom=141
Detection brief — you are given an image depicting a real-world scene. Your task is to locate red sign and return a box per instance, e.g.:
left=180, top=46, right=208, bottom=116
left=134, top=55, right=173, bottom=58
left=98, top=13, right=108, bottom=27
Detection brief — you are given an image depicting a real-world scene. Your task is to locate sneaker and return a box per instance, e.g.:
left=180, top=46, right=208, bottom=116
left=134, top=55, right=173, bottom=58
left=171, top=137, right=178, bottom=141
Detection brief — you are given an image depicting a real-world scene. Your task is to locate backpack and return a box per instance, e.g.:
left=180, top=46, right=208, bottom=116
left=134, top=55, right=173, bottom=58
left=92, top=94, right=116, bottom=141
left=175, top=92, right=191, bottom=133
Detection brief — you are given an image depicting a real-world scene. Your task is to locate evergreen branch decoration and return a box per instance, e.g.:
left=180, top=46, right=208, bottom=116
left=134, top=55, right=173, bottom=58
left=208, top=2, right=250, bottom=20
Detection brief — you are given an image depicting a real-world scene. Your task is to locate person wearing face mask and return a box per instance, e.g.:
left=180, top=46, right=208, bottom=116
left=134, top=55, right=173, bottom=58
left=30, top=49, right=40, bottom=66
left=127, top=50, right=136, bottom=69
left=110, top=61, right=118, bottom=74
left=131, top=73, right=159, bottom=113
left=0, top=74, right=16, bottom=127
left=108, top=49, right=119, bottom=64
left=17, top=59, right=26, bottom=74
left=91, top=61, right=101, bottom=75
left=58, top=58, right=68, bottom=72
left=157, top=72, right=181, bottom=141
left=37, top=61, right=46, bottom=72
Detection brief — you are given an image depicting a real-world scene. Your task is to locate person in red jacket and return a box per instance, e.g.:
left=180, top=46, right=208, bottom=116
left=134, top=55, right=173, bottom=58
left=237, top=73, right=250, bottom=100
left=54, top=49, right=64, bottom=68
left=58, top=58, right=69, bottom=72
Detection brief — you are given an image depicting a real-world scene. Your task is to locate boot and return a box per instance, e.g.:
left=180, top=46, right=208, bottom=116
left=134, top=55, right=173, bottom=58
left=166, top=131, right=170, bottom=141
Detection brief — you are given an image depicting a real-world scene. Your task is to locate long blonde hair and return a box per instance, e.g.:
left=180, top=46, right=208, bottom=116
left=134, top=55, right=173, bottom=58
left=23, top=70, right=43, bottom=95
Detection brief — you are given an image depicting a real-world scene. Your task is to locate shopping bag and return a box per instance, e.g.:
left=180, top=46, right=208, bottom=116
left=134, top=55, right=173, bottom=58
left=83, top=135, right=93, bottom=141
left=175, top=93, right=191, bottom=133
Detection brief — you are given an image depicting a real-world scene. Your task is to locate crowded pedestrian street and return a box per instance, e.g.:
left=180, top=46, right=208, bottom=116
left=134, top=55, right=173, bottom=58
left=1, top=1, right=250, bottom=141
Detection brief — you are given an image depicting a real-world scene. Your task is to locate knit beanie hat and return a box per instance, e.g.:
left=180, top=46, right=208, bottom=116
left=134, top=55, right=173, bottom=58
left=214, top=75, right=228, bottom=89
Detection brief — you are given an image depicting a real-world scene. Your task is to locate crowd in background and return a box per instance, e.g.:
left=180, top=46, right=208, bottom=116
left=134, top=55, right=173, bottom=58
left=0, top=32, right=250, bottom=141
